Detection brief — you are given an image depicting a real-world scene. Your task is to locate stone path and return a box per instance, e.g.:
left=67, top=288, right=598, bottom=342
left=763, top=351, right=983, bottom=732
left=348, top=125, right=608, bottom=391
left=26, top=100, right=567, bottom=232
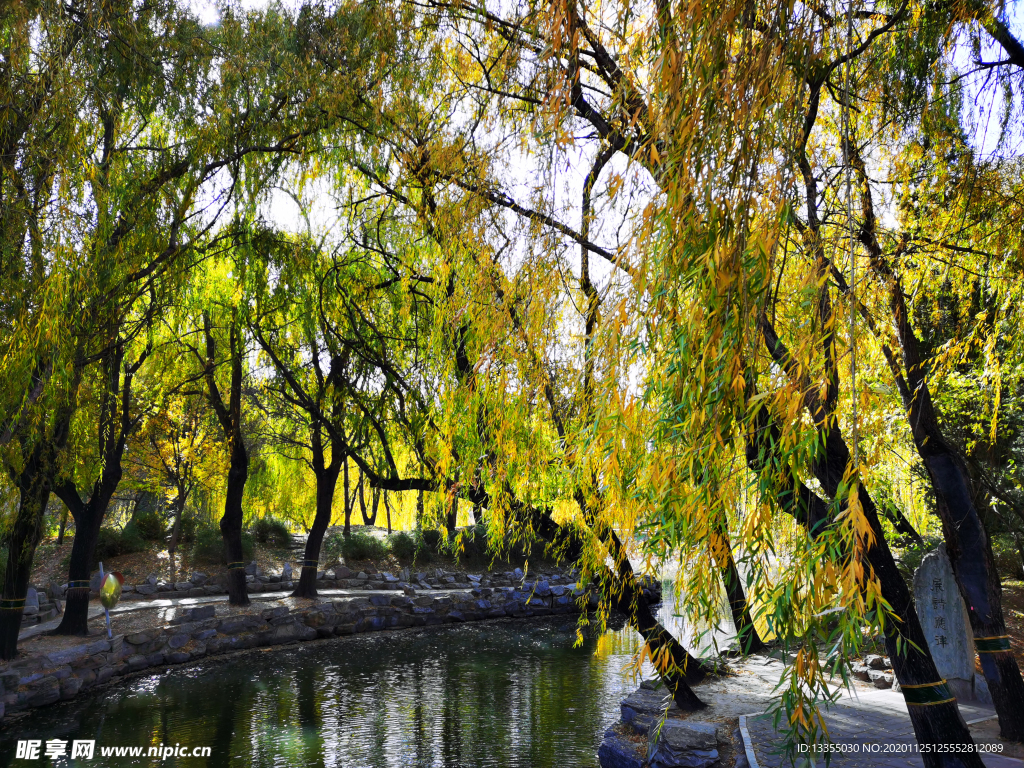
left=727, top=657, right=1024, bottom=768
left=19, top=585, right=481, bottom=642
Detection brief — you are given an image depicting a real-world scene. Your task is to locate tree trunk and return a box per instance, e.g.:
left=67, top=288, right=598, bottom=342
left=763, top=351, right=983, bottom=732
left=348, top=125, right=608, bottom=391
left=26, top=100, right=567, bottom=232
left=293, top=434, right=342, bottom=599
left=709, top=512, right=766, bottom=654
left=358, top=471, right=375, bottom=526
left=512, top=492, right=709, bottom=708
left=0, top=390, right=76, bottom=660
left=343, top=458, right=351, bottom=537
left=364, top=486, right=379, bottom=527
left=203, top=312, right=250, bottom=607
left=853, top=147, right=1024, bottom=740
left=167, top=494, right=185, bottom=556
left=445, top=491, right=458, bottom=534
left=384, top=491, right=392, bottom=534
left=0, top=474, right=52, bottom=659
left=56, top=506, right=69, bottom=546
left=221, top=441, right=250, bottom=606
left=817, top=431, right=985, bottom=764
left=924, top=451, right=1024, bottom=742
left=53, top=484, right=112, bottom=635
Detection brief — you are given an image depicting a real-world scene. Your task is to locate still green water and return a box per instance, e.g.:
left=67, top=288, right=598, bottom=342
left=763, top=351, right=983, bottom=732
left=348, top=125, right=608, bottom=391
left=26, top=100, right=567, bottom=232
left=1, top=616, right=655, bottom=768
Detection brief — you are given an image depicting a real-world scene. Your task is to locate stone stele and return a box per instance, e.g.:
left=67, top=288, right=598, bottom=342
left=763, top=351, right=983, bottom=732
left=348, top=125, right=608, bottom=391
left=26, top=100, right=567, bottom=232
left=912, top=542, right=976, bottom=700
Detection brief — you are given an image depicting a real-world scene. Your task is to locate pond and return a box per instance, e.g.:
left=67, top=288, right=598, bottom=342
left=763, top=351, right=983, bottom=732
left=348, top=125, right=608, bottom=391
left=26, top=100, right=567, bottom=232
left=1, top=586, right=735, bottom=767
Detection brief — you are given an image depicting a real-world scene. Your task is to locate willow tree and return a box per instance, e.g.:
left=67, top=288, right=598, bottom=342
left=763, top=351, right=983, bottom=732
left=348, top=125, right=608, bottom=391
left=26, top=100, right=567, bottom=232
left=343, top=0, right=1024, bottom=759
left=0, top=0, right=397, bottom=653
left=247, top=224, right=415, bottom=597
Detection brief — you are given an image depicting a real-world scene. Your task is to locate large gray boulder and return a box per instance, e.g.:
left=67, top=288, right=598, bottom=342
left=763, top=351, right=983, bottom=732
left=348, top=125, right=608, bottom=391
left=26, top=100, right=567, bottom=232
left=647, top=720, right=720, bottom=768
left=598, top=726, right=646, bottom=768
left=24, top=587, right=40, bottom=615
left=620, top=685, right=679, bottom=733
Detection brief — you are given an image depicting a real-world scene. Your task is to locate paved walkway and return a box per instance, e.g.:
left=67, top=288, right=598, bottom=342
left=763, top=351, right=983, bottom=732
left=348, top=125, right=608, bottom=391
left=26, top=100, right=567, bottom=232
left=726, top=657, right=1024, bottom=768
left=19, top=585, right=480, bottom=641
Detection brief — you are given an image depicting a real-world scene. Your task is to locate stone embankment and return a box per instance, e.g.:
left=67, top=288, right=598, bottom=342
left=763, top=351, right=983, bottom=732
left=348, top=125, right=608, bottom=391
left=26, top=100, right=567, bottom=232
left=599, top=682, right=739, bottom=768
left=4, top=570, right=662, bottom=722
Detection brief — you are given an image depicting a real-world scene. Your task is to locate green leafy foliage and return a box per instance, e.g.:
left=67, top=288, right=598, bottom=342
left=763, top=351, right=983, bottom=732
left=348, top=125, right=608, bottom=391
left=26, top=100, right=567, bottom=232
left=323, top=531, right=387, bottom=563
left=387, top=531, right=419, bottom=563
left=190, top=526, right=254, bottom=566
left=132, top=511, right=167, bottom=542
left=250, top=517, right=292, bottom=548
left=92, top=526, right=146, bottom=568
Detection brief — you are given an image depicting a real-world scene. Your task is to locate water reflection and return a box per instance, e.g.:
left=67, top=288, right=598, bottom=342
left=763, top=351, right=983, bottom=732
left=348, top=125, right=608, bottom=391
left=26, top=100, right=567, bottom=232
left=3, top=618, right=643, bottom=768
left=1, top=583, right=741, bottom=767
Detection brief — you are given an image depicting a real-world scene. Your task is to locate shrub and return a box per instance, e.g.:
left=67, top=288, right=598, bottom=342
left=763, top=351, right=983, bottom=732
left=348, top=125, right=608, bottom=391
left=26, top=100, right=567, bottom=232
left=179, top=515, right=198, bottom=543
left=250, top=516, right=291, bottom=547
left=190, top=526, right=254, bottom=565
left=992, top=534, right=1024, bottom=580
left=132, top=510, right=166, bottom=541
left=92, top=525, right=146, bottom=567
left=455, top=522, right=490, bottom=565
left=420, top=529, right=442, bottom=552
left=323, top=531, right=387, bottom=562
left=388, top=531, right=418, bottom=562
left=321, top=529, right=345, bottom=565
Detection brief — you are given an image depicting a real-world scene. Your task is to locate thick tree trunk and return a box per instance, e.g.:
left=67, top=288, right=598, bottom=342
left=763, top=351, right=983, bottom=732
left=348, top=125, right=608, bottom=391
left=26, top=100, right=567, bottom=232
left=221, top=443, right=250, bottom=606
left=925, top=451, right=1024, bottom=741
left=709, top=513, right=766, bottom=654
left=0, top=475, right=52, bottom=659
left=203, top=312, right=249, bottom=606
left=53, top=488, right=107, bottom=635
left=852, top=146, right=1024, bottom=740
left=167, top=495, right=185, bottom=556
left=747, top=359, right=984, bottom=764
left=366, top=486, right=379, bottom=527
left=293, top=435, right=341, bottom=599
left=508, top=489, right=710, bottom=708
left=358, top=472, right=377, bottom=526
left=818, top=431, right=984, bottom=764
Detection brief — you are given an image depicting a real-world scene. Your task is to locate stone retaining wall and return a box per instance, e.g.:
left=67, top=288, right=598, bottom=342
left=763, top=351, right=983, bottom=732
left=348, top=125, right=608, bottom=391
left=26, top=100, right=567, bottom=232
left=1, top=582, right=600, bottom=722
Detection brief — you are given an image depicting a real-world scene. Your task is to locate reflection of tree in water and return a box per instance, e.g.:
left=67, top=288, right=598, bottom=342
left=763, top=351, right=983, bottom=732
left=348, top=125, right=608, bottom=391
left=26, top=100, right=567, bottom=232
left=0, top=618, right=645, bottom=767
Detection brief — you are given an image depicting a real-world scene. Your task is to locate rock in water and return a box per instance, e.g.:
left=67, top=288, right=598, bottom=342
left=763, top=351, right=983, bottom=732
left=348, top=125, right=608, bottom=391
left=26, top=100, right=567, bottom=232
left=598, top=726, right=646, bottom=768
left=620, top=687, right=680, bottom=734
left=912, top=542, right=977, bottom=700
left=647, top=720, right=720, bottom=768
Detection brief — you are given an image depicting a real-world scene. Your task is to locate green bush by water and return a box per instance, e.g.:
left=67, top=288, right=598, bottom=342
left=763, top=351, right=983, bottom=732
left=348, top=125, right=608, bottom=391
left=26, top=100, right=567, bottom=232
left=250, top=516, right=291, bottom=547
left=190, top=526, right=254, bottom=565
